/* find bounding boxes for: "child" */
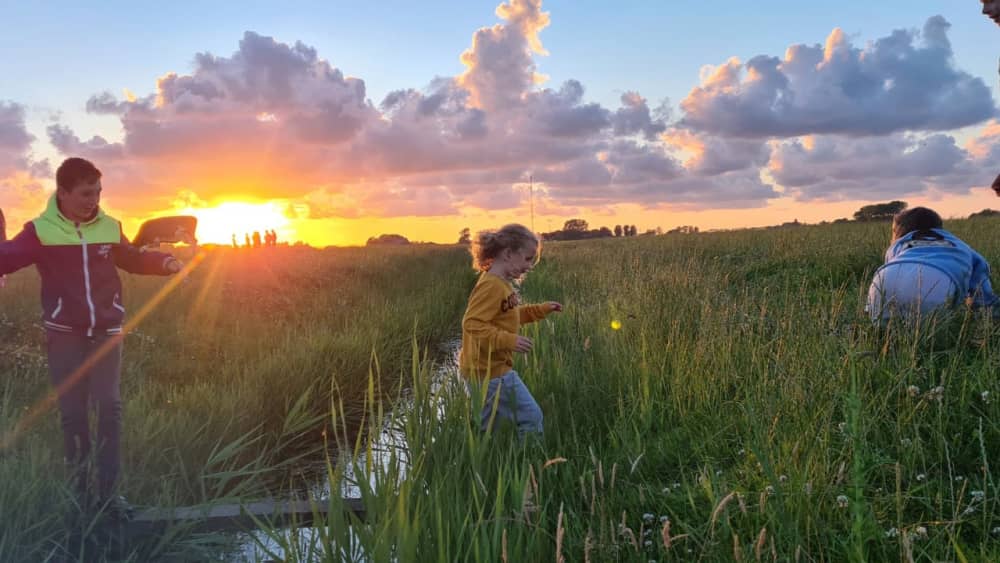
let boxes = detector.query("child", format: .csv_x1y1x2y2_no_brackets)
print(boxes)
867,207,997,322
459,224,562,436
0,157,184,517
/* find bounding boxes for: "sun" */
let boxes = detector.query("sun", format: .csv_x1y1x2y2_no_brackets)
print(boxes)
174,201,292,245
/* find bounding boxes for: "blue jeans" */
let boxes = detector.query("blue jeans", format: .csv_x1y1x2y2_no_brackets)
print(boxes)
46,331,123,499
473,371,543,436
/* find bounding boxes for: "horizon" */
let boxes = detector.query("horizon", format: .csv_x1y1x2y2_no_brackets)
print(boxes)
1,1,998,246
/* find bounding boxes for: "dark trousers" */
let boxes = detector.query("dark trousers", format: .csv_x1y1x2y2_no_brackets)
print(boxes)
46,330,123,498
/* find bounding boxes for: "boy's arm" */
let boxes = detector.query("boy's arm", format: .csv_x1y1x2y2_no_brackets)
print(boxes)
112,227,178,275
0,223,41,276
463,282,519,351
968,252,999,308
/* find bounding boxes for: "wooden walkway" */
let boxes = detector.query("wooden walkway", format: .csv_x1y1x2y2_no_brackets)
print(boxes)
124,498,367,537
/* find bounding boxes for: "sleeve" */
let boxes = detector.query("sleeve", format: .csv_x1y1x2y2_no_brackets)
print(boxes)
518,303,551,324
112,225,176,275
0,222,41,275
462,280,519,352
968,251,998,308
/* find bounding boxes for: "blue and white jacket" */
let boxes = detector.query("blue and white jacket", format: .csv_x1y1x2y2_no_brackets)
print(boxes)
878,228,998,308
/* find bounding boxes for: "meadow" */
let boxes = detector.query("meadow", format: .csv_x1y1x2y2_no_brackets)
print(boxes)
3,218,1000,561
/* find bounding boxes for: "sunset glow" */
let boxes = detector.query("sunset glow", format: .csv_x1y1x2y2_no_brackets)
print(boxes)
174,201,291,246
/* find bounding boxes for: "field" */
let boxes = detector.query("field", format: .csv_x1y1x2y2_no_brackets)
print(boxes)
3,219,1000,561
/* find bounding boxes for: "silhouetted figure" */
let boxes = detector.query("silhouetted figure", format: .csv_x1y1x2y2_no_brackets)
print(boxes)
231,233,237,248
252,231,262,249
992,172,1000,198
245,233,251,248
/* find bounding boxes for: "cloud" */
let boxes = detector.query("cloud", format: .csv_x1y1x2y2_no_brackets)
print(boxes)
681,16,996,138
770,120,1000,200
34,4,998,223
0,101,50,223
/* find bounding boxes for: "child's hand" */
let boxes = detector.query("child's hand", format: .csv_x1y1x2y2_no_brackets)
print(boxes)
547,301,563,313
514,335,534,353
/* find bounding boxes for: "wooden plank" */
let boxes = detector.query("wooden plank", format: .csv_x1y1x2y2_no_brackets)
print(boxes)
124,497,367,537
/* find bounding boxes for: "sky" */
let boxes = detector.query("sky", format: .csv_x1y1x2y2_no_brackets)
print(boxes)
1,1,999,246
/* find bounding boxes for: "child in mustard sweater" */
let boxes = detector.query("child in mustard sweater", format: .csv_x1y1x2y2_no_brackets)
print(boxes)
459,224,562,435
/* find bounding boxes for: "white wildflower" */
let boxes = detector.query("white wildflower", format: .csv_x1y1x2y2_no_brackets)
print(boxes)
884,527,898,538
836,495,849,508
916,473,926,482
907,385,920,397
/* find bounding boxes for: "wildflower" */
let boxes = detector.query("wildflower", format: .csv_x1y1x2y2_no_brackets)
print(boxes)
642,513,655,522
715,469,723,476
963,506,976,516
916,473,926,482
644,540,653,547
737,448,746,456
992,526,1000,536
914,526,928,539
779,474,788,483
927,386,945,402
610,320,622,330
900,438,912,447
981,391,990,403
673,482,681,489
765,485,775,496
837,422,847,433
954,476,964,482
836,495,849,508
907,385,920,397
971,490,985,501
885,527,898,538
659,515,669,523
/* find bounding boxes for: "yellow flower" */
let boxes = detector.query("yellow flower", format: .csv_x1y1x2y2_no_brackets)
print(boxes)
610,320,622,330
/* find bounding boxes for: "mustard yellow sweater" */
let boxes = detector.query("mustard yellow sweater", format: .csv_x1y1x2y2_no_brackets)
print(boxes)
459,272,552,379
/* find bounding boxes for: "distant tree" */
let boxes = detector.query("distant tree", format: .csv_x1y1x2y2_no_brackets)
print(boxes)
458,227,471,245
853,200,907,222
667,225,699,234
969,208,1000,219
598,226,613,237
630,225,638,236
614,225,622,237
564,218,589,232
833,217,851,224
366,234,410,246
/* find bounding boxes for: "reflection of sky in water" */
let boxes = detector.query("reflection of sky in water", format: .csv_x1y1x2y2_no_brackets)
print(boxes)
236,339,461,562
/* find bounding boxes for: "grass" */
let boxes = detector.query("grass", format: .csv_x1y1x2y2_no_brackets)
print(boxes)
4,217,1000,561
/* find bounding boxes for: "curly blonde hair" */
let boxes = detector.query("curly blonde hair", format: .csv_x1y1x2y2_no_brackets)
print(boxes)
470,223,539,272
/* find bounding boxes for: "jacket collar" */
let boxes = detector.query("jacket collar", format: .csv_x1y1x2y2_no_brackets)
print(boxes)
43,193,105,226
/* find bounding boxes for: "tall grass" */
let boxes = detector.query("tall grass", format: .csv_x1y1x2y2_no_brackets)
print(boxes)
6,217,1000,561
269,218,1000,561
0,244,469,561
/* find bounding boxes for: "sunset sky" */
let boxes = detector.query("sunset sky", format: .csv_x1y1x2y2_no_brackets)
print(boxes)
1,1,998,246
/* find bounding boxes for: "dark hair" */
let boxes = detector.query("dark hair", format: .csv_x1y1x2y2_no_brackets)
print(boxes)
470,223,539,272
893,207,943,240
56,157,102,192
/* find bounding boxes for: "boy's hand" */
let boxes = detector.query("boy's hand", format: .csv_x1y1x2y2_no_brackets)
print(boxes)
165,257,184,274
547,301,563,313
514,335,534,353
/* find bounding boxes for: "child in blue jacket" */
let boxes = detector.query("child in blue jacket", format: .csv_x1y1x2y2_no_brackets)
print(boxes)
867,207,997,321
0,158,184,517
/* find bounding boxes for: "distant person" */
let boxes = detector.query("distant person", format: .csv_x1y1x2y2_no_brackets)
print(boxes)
252,230,262,249
231,233,238,248
867,207,997,322
0,157,184,518
270,229,278,246
244,233,251,248
459,224,562,437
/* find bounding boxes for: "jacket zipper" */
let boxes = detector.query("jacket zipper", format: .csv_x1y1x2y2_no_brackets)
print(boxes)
76,224,97,337
51,297,63,319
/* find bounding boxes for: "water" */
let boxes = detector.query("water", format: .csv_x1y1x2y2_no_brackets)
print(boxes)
234,338,462,562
